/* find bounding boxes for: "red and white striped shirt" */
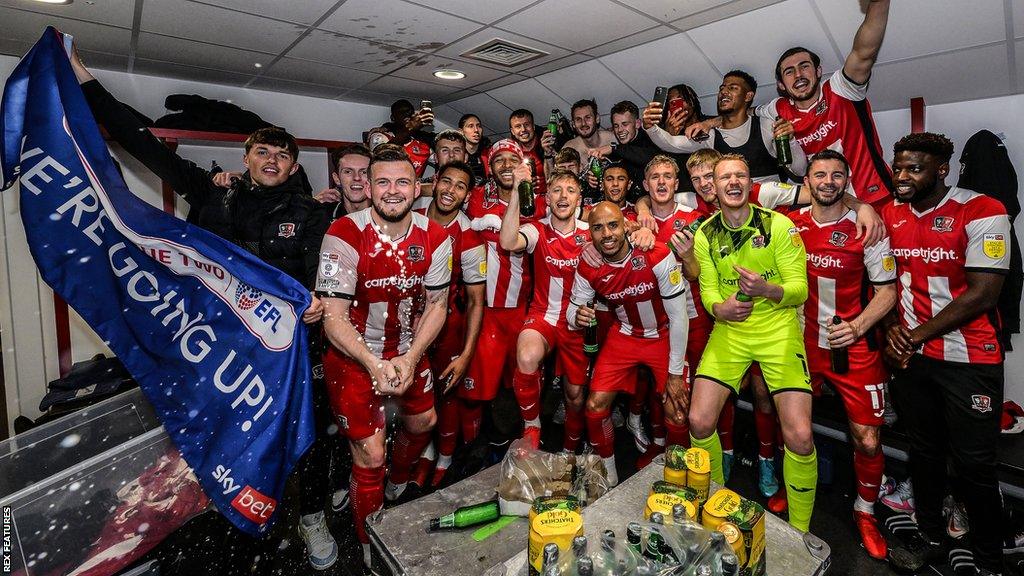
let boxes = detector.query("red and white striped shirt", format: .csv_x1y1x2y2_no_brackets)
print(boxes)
652,202,710,329
883,187,1010,364
520,218,590,327
791,207,896,351
570,243,684,339
465,183,547,308
676,181,799,214
316,209,452,359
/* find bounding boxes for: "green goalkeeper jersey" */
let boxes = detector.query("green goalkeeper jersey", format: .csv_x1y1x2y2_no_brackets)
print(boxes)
693,204,808,327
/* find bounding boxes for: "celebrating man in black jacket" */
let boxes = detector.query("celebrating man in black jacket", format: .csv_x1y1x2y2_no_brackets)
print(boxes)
68,45,341,570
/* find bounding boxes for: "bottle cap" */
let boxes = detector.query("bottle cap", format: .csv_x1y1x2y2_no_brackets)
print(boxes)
428,518,440,531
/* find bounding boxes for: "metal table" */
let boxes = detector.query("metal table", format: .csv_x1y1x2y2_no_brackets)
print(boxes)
368,456,831,575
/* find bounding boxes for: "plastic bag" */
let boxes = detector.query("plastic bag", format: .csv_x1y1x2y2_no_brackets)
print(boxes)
496,439,610,516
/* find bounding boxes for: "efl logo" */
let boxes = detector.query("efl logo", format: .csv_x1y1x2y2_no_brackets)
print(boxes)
235,281,283,332
231,485,277,524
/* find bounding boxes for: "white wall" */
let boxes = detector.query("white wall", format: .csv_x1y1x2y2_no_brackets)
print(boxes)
0,54,390,431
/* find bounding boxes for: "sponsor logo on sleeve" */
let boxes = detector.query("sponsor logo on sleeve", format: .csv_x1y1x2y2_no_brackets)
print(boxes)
447,253,453,271
788,227,803,248
669,268,682,286
478,261,487,275
882,254,896,272
319,252,340,278
983,233,1006,259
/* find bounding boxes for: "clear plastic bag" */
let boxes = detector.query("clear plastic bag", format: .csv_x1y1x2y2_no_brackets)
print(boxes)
496,439,611,517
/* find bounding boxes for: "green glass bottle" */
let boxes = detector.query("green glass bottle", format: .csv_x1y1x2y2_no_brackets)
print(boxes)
428,500,500,531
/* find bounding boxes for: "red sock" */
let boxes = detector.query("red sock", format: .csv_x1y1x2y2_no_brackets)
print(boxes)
649,393,665,443
512,368,542,424
351,464,385,544
718,399,735,451
754,408,777,459
461,399,482,443
389,428,432,485
586,408,615,458
665,420,690,447
775,421,784,457
564,403,585,452
629,375,646,415
437,395,459,458
854,449,885,503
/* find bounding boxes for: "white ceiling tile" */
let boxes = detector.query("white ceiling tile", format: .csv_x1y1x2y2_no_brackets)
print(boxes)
497,0,659,52
517,53,591,76
260,58,381,88
132,59,256,88
360,75,465,100
865,44,1010,112
249,77,346,99
815,0,1006,65
1016,0,1024,38
0,7,131,56
686,0,842,81
468,74,528,92
616,0,732,23
136,33,274,74
142,0,307,53
0,0,135,28
407,0,538,24
444,93,514,136
671,0,785,30
319,0,480,51
599,32,724,101
288,30,419,73
340,89,402,106
390,55,511,87
1016,39,1024,90
488,78,569,116
534,60,643,114
435,28,571,73
196,0,337,25
583,25,675,58
431,103,465,129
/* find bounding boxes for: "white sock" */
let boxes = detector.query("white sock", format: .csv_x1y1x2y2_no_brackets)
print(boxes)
362,543,372,567
628,413,643,428
723,449,734,456
854,495,874,514
436,454,452,469
524,417,541,428
420,441,436,460
653,437,666,447
384,480,406,501
602,456,619,487
301,511,323,526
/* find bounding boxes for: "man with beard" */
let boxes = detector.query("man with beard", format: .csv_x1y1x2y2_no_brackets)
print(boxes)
462,139,548,452
459,114,490,186
688,154,817,532
505,109,547,195
645,70,807,181
315,144,371,221
413,161,486,487
568,202,690,486
69,48,337,569
883,133,1009,576
790,150,896,559
318,148,451,569
420,129,469,197
500,169,590,451
587,101,662,201
759,0,893,209
560,99,616,162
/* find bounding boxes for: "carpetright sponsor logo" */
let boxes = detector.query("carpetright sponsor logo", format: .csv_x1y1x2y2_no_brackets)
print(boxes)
365,275,423,289
807,253,843,269
891,247,957,264
606,281,655,301
797,120,838,147
545,255,579,269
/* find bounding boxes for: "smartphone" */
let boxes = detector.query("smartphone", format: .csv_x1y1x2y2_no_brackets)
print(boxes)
668,97,686,114
420,99,433,123
652,86,668,109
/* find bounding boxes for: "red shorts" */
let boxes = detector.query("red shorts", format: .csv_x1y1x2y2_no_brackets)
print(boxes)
591,329,669,395
807,343,888,426
521,314,588,386
324,353,434,441
430,311,466,383
460,306,525,401
595,309,615,347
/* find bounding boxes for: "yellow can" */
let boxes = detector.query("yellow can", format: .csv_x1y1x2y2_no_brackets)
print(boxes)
702,489,766,576
664,444,689,486
528,499,583,576
683,447,711,504
717,521,747,566
643,492,696,523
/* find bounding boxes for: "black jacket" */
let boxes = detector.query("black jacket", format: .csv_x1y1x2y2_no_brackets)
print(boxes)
81,80,327,289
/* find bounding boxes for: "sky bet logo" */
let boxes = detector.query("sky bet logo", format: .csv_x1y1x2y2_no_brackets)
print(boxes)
234,282,282,332
214,465,277,524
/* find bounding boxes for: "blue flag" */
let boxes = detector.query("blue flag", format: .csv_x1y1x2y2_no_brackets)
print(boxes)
0,28,315,536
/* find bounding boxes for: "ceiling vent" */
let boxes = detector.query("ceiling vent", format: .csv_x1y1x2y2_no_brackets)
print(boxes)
461,38,548,67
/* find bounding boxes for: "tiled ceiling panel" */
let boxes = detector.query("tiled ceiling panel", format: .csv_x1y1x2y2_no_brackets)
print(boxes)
135,33,274,74
0,0,136,28
583,25,675,58
445,93,514,135
815,0,1006,65
360,75,465,100
434,29,571,73
598,32,724,100
249,76,345,99
390,54,512,87
616,0,733,23
534,60,643,111
195,0,337,25
319,0,480,52
497,0,659,52
259,57,380,89
488,78,569,117
132,59,255,88
671,0,785,31
687,0,843,82
0,7,131,56
288,29,418,74
408,0,540,25
141,0,306,54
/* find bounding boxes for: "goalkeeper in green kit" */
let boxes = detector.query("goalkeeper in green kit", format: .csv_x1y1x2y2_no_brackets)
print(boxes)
686,154,817,532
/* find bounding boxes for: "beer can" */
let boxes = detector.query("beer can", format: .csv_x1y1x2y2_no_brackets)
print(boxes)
664,444,688,486
717,522,747,566
684,447,711,505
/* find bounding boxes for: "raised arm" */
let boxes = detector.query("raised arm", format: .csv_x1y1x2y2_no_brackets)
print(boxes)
843,0,891,85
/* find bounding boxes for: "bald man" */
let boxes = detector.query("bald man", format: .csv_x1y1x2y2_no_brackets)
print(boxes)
567,202,690,484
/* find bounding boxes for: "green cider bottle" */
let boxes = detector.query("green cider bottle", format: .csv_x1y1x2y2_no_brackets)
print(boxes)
428,500,501,531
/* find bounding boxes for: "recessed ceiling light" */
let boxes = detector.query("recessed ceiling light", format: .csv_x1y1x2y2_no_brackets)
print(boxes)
433,68,465,81
254,63,262,68
32,0,73,4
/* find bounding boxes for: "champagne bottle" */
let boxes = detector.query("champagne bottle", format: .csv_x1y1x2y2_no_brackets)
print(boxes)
774,133,793,166
830,315,849,374
548,110,560,136
721,553,739,576
428,500,500,530
583,302,599,358
519,160,535,218
626,522,643,556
